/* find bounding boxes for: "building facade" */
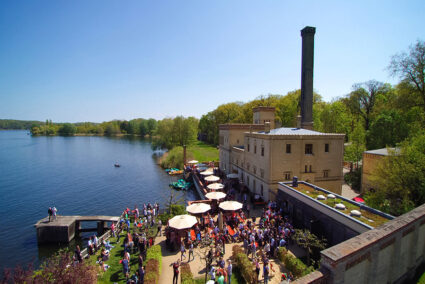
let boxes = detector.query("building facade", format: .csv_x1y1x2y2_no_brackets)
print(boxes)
361,148,397,194
219,107,345,201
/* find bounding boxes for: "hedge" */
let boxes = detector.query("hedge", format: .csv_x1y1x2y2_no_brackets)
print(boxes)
144,245,162,284
278,247,314,279
231,245,255,283
180,263,195,284
145,259,159,284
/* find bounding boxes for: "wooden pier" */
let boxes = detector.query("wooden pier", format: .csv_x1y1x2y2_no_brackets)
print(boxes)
35,215,119,244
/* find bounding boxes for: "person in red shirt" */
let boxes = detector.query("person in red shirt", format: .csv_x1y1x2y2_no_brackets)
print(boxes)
172,260,180,284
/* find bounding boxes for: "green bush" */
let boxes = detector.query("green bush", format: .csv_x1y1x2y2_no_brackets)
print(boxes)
181,263,195,284
278,247,288,262
170,204,186,215
231,245,255,283
160,146,184,169
280,251,314,279
158,213,172,224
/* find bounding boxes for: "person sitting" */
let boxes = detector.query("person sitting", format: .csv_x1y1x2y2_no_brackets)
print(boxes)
101,248,109,261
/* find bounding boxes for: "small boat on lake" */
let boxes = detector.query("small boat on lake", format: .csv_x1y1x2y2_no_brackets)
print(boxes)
169,179,192,190
114,163,120,167
168,169,183,175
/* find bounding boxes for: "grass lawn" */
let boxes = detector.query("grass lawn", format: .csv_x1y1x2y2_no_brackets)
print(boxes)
86,224,159,283
187,141,219,163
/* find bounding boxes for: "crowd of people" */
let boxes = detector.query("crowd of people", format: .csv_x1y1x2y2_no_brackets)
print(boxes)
69,166,298,284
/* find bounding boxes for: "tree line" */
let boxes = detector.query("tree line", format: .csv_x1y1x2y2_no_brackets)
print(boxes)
29,118,158,137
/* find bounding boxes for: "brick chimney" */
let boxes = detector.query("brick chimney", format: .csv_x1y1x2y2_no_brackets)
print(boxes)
300,26,315,130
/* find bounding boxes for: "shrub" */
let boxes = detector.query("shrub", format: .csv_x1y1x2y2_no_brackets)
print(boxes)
145,259,159,284
145,245,162,272
143,245,162,284
278,247,288,262
281,252,314,279
231,245,255,283
181,263,195,284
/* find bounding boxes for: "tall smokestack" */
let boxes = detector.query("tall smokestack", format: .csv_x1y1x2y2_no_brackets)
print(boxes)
300,26,315,130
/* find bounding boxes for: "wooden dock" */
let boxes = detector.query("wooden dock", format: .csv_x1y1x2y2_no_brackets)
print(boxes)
35,215,119,244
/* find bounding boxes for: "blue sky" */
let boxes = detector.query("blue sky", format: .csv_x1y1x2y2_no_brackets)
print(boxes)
1,1,424,122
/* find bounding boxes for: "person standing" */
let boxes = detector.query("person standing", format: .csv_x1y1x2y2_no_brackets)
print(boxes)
180,242,186,261
263,260,270,284
74,245,83,263
227,260,233,284
188,241,194,262
255,258,260,283
48,207,52,222
172,260,180,284
138,265,145,284
122,256,130,281
157,219,162,236
52,206,57,221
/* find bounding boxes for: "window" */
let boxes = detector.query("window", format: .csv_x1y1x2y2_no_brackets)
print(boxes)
309,165,312,173
260,169,264,178
305,144,313,154
286,144,291,154
284,172,291,180
247,176,250,186
261,185,264,196
305,165,308,173
325,143,329,153
261,146,264,156
253,180,256,192
247,143,250,152
253,167,256,174
323,170,329,178
237,139,239,144
254,145,257,154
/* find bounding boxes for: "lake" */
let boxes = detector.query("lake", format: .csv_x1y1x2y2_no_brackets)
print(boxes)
0,130,197,272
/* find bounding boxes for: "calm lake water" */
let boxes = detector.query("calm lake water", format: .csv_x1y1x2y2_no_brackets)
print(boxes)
0,130,196,272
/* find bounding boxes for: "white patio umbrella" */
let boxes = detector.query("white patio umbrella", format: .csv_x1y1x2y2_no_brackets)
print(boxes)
168,214,198,230
207,183,224,191
219,201,243,211
186,203,211,214
187,160,199,164
205,191,227,200
200,171,214,176
226,173,239,179
205,175,220,182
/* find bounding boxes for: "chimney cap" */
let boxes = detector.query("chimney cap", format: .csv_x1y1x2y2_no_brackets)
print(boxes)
301,26,316,36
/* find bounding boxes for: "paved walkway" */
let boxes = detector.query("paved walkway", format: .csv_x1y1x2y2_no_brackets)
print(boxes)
156,218,303,284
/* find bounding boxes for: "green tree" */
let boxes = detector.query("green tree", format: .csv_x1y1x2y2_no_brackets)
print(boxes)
58,123,77,136
319,100,351,135
104,122,121,136
365,132,425,216
389,40,425,113
146,118,158,136
367,109,409,149
344,122,366,171
292,229,326,266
